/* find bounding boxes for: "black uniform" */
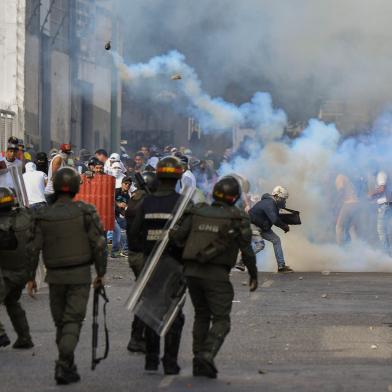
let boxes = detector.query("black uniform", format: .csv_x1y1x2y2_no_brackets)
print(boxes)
129,183,185,373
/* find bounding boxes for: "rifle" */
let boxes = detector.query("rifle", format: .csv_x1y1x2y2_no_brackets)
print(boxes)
91,285,109,370
134,172,151,194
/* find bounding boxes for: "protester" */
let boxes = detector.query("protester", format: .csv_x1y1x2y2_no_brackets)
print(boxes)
23,162,47,210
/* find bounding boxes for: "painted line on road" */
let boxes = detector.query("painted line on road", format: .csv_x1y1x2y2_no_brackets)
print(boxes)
261,280,274,288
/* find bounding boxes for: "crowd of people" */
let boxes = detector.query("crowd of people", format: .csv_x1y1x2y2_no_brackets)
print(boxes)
2,134,392,385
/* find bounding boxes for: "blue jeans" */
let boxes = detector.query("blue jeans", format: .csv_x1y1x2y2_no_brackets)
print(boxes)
377,204,392,254
261,229,285,268
112,217,127,253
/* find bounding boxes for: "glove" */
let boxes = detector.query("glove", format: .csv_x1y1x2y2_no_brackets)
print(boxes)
249,278,258,292
282,224,290,233
93,276,105,289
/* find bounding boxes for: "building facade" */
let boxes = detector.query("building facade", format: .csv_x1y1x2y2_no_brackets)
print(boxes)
0,0,121,154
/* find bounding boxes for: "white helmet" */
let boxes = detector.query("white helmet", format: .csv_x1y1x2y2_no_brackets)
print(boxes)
272,185,289,199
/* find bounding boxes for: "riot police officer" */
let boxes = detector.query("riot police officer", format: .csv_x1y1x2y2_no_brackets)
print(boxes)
30,168,107,385
125,171,158,353
170,176,258,378
0,187,35,349
129,157,185,374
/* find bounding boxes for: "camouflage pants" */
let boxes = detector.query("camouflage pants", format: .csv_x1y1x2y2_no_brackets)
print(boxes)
186,277,234,359
49,284,90,366
0,271,31,340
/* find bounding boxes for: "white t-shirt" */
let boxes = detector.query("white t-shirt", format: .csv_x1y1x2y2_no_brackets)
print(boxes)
23,168,47,204
0,157,23,188
45,154,66,195
376,171,388,204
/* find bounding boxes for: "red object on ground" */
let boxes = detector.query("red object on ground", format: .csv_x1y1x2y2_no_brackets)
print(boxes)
74,173,115,231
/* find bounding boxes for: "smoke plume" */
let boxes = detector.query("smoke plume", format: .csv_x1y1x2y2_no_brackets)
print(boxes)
116,0,392,120
112,1,392,272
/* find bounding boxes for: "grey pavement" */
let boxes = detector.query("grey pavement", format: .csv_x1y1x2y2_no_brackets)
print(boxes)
1,260,392,392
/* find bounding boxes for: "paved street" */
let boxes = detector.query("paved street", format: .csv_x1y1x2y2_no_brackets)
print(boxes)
1,260,392,392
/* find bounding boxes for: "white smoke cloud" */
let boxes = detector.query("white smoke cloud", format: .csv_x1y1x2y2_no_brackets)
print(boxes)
110,2,392,272
113,50,286,138
116,0,392,120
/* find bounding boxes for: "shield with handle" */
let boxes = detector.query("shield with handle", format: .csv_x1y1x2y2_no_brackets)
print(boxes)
125,186,194,336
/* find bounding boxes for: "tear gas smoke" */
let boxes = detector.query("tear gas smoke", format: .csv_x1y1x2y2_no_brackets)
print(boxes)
112,50,286,141
113,51,392,273
116,0,392,121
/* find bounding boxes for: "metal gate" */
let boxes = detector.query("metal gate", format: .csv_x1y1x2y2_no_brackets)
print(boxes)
0,110,15,152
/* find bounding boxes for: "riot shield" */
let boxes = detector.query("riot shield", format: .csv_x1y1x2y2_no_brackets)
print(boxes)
0,165,29,207
125,186,195,336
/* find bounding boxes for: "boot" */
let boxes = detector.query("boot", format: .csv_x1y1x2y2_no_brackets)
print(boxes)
145,355,159,372
193,355,217,379
127,336,146,353
12,336,34,349
0,334,11,348
162,356,181,375
55,362,81,385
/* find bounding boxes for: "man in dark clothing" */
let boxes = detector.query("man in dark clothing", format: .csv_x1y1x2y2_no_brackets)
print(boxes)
0,187,35,349
129,157,185,375
112,177,131,257
125,172,158,353
249,185,293,272
30,168,107,385
170,176,258,378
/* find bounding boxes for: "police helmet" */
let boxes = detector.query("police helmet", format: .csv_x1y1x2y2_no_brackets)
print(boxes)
142,171,159,192
53,168,81,196
156,157,183,180
0,187,16,211
213,176,241,205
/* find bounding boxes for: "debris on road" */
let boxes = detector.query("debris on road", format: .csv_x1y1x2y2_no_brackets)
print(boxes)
371,344,378,350
258,369,267,374
298,276,304,280
321,271,330,275
321,294,328,298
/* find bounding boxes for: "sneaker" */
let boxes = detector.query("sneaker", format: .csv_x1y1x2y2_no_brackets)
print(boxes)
55,363,81,385
120,251,129,257
162,357,180,375
127,337,146,353
0,334,11,348
110,251,121,258
193,355,217,379
12,337,34,349
278,265,294,273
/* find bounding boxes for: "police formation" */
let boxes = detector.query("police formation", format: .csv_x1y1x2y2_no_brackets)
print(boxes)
0,157,264,384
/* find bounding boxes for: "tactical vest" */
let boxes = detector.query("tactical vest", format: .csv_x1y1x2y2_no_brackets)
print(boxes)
0,210,32,271
141,191,181,256
182,204,243,268
37,201,92,269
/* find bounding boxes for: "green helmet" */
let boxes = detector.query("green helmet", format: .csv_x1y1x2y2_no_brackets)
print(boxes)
53,168,81,196
213,176,241,205
0,187,16,211
156,157,184,179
